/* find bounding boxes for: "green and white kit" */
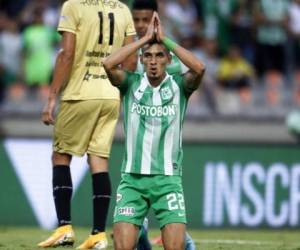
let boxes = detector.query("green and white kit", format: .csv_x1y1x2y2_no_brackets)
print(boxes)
114,71,195,227
119,72,191,176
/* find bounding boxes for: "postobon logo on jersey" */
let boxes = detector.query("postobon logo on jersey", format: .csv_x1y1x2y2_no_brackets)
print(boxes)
131,103,177,117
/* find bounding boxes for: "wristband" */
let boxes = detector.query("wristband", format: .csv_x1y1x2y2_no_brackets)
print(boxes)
162,37,178,51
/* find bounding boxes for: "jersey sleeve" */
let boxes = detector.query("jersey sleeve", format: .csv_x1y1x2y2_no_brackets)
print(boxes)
172,73,193,99
118,71,139,95
57,1,79,34
123,5,136,37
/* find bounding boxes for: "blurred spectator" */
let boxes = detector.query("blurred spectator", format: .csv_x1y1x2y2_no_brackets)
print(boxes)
0,0,298,120
165,0,201,40
157,0,177,40
19,0,60,29
216,45,254,114
263,70,285,107
0,67,4,104
43,0,60,28
22,8,59,99
201,0,238,55
218,45,254,90
195,38,220,114
0,12,7,104
230,0,255,63
288,0,300,72
0,14,23,102
252,70,290,118
292,71,300,106
179,35,203,116
0,0,28,18
253,0,289,77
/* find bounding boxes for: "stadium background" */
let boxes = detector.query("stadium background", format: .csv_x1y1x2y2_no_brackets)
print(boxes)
1,0,300,237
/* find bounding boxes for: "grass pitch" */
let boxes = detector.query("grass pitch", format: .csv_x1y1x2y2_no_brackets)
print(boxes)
0,227,299,250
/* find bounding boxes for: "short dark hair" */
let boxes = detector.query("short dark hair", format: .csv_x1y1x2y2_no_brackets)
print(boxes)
142,41,171,57
132,0,158,11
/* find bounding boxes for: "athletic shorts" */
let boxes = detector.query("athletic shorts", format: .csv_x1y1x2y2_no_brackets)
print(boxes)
53,99,119,157
113,174,187,228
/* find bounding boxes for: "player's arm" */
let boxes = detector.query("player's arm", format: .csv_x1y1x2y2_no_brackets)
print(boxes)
155,14,205,92
121,35,138,71
103,36,149,86
41,32,75,125
103,14,156,86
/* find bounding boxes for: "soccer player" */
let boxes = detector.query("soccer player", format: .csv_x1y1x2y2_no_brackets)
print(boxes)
132,1,196,249
103,13,205,250
39,0,136,249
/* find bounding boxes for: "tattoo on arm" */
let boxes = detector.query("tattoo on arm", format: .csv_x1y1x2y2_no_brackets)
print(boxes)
184,70,204,93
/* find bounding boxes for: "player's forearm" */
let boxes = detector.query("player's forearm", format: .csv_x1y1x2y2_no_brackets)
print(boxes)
121,35,138,71
49,49,74,99
122,52,138,72
103,36,148,71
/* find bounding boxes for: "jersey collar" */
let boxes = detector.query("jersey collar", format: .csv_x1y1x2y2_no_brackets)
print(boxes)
144,72,170,91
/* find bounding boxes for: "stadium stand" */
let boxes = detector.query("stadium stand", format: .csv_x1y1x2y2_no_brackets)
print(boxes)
0,0,299,143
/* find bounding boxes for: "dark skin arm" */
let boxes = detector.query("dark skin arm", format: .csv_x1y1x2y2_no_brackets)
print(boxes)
121,35,138,71
155,14,205,92
41,31,76,125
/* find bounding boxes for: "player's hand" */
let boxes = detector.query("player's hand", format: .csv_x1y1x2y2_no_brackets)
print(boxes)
154,13,165,42
41,98,56,125
144,12,156,42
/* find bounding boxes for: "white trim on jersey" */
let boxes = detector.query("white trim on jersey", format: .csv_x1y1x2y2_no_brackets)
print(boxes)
171,78,181,166
125,104,136,173
133,73,148,100
140,73,170,174
141,88,161,174
163,77,180,175
125,74,148,172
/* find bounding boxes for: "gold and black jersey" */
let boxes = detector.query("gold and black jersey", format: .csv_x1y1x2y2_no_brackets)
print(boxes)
58,0,136,100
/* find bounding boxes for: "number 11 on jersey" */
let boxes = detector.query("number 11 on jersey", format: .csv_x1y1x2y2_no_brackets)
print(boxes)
98,12,115,45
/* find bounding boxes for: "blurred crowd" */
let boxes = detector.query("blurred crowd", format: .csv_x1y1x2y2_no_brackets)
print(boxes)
1,0,300,119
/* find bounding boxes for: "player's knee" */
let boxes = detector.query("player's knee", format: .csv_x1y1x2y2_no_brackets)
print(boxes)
88,155,109,173
113,222,138,250
52,152,71,166
113,238,136,250
163,239,185,250
113,229,137,250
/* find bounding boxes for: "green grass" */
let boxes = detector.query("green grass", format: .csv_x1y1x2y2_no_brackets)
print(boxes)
0,227,300,250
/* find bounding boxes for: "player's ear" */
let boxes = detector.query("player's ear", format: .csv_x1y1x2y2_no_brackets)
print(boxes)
168,54,172,64
162,44,171,64
166,52,172,64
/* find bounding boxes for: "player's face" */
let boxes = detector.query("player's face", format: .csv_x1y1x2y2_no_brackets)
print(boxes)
142,44,171,81
132,9,154,38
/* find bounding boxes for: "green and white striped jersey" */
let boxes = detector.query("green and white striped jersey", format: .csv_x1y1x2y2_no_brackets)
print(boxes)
118,71,192,176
